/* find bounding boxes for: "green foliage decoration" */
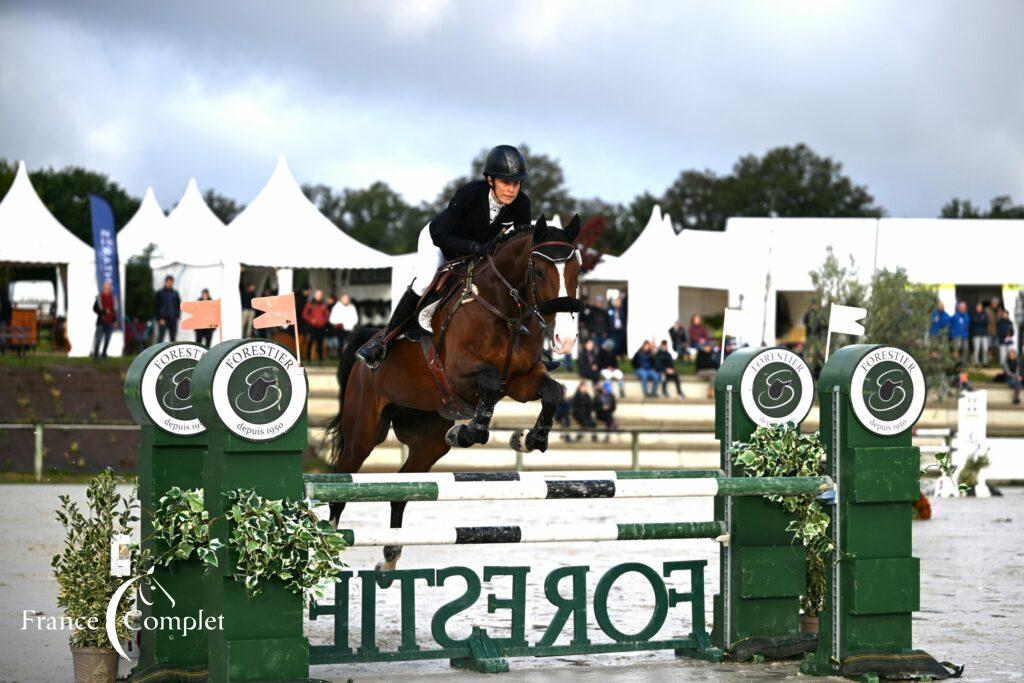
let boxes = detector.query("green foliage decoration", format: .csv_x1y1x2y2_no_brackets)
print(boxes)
51,469,141,648
731,424,833,615
150,487,223,567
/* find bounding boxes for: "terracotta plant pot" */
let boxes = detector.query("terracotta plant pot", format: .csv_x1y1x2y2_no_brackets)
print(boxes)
800,613,819,635
70,646,119,683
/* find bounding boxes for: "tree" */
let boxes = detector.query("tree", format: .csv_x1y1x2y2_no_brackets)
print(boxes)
203,189,245,224
662,170,733,231
597,192,658,255
941,195,1024,218
0,158,140,244
304,181,428,255
805,247,868,373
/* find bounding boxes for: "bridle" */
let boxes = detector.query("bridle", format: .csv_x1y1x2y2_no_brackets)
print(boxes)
469,230,582,386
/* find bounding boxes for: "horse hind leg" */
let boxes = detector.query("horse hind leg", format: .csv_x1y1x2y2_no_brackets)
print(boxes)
376,409,453,574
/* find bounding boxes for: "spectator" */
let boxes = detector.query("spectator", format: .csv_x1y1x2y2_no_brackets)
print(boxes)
929,301,951,339
695,338,719,399
654,339,684,398
584,295,609,349
594,381,619,437
154,275,181,342
91,280,118,361
570,381,597,438
554,389,572,439
1005,348,1021,405
997,309,1016,373
241,282,257,338
597,338,625,398
970,302,990,366
329,293,360,358
987,297,1001,356
949,302,970,367
631,340,660,398
688,314,710,357
1016,290,1024,359
302,289,330,361
296,285,312,338
194,289,215,348
609,296,627,354
576,338,600,383
668,320,688,357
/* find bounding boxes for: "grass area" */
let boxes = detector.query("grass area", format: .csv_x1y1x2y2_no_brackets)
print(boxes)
0,352,134,369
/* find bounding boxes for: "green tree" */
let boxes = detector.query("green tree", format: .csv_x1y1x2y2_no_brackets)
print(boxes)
941,195,1024,218
203,189,245,224
806,247,868,373
595,192,658,255
0,158,140,244
304,181,428,255
662,170,734,231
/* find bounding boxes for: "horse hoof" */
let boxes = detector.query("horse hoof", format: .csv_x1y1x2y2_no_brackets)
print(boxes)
509,429,527,453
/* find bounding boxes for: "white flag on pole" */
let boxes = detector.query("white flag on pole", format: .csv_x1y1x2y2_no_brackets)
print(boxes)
825,303,867,359
720,308,747,364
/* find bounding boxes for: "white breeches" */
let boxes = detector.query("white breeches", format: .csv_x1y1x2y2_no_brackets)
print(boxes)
410,224,445,296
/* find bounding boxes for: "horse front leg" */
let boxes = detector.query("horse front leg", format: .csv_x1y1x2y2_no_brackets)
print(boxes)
508,373,563,454
445,366,502,448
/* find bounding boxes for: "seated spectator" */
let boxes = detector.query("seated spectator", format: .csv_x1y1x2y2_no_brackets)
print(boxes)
577,338,600,382
654,339,684,398
668,321,688,357
570,381,597,439
594,381,619,438
598,338,625,398
695,339,719,398
631,340,660,398
996,310,1015,373
554,389,572,440
1006,349,1022,405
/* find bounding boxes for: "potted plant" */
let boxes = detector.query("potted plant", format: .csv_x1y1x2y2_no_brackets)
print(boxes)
52,469,139,683
731,423,833,632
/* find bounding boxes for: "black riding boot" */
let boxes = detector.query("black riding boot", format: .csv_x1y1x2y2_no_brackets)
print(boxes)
356,289,424,369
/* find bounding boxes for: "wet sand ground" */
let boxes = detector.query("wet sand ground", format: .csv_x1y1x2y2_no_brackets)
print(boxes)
0,484,1020,682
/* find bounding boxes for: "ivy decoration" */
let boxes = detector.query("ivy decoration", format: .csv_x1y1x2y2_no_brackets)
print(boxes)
731,423,834,616
151,487,222,567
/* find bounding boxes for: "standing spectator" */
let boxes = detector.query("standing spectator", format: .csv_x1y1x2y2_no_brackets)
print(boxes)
929,301,951,339
1016,291,1024,360
597,338,625,398
1005,349,1021,405
240,282,257,338
302,289,330,361
668,321,688,357
987,297,1001,356
329,293,360,357
570,381,597,439
194,289,215,349
576,338,600,383
295,285,312,340
594,381,619,438
154,275,181,342
970,302,990,366
609,296,627,354
688,314,710,358
949,302,970,367
996,310,1016,373
584,295,609,349
654,339,684,398
631,340,660,398
91,280,118,360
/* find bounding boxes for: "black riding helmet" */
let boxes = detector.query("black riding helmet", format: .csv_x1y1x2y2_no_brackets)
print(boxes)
483,145,528,182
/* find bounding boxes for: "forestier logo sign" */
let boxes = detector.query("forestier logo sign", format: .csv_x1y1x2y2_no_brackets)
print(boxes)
739,348,814,427
141,343,206,434
211,341,306,441
850,346,925,435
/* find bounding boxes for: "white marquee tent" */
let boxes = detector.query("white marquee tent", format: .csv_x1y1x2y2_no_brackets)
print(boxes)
224,155,393,337
0,161,96,356
117,187,166,261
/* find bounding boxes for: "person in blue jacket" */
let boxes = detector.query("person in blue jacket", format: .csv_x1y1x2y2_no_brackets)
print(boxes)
929,301,951,339
949,301,971,366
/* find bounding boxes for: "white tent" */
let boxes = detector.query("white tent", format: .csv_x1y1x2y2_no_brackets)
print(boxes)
224,155,393,337
117,187,166,261
0,161,96,356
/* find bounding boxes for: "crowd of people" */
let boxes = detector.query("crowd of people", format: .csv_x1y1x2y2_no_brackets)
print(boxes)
930,298,1023,404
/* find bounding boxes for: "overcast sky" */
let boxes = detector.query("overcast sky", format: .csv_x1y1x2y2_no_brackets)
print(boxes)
1,0,1021,217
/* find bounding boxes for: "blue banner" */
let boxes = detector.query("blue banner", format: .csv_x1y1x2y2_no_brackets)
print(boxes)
88,193,122,325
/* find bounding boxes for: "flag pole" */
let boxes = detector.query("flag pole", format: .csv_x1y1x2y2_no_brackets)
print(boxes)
824,331,832,362
292,292,301,365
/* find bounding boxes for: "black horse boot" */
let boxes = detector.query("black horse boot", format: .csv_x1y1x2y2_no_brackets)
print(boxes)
356,289,424,369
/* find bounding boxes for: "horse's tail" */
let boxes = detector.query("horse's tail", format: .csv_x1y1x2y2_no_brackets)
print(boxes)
323,327,380,467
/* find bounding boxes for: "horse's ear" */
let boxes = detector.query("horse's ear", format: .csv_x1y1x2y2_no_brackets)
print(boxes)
533,214,547,241
566,214,581,242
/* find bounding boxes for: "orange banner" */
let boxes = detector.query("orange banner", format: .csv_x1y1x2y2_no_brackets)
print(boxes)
252,293,297,329
180,299,222,330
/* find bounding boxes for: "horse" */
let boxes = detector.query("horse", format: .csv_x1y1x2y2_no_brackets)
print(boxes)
325,215,583,571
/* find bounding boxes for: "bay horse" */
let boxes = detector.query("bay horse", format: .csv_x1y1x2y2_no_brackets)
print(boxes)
325,215,582,571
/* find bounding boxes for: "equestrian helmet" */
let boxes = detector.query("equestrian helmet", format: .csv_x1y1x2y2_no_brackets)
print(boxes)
483,145,528,182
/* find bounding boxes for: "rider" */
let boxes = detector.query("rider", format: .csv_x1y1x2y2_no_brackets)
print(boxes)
356,145,531,368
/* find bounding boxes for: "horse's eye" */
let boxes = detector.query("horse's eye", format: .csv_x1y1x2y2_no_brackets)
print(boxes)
535,268,546,280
